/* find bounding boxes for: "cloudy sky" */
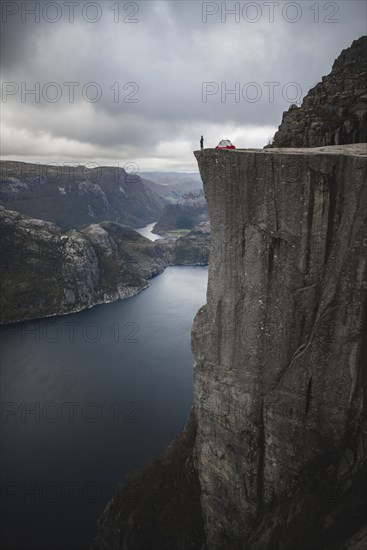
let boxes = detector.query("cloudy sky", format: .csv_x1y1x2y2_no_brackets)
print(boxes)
0,0,365,170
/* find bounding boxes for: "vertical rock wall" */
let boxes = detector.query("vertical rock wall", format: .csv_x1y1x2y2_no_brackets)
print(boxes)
193,145,367,550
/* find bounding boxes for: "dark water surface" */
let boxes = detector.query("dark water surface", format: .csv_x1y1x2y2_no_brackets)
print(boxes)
0,266,208,550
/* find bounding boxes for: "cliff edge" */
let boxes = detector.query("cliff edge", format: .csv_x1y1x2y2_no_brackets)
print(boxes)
193,144,367,549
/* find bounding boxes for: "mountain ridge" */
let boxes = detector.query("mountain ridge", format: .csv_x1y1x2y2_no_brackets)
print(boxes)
0,161,167,231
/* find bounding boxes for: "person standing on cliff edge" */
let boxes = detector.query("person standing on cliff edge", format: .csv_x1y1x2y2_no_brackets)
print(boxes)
200,135,204,150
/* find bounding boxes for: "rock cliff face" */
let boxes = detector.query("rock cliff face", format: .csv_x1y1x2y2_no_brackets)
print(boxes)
0,207,168,324
0,161,166,231
93,143,366,550
193,145,367,549
270,36,367,148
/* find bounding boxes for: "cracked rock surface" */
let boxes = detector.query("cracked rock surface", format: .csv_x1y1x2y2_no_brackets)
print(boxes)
193,145,367,550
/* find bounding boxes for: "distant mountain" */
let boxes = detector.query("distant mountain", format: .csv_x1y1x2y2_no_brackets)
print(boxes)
0,161,167,231
141,172,203,203
141,172,202,185
153,189,208,235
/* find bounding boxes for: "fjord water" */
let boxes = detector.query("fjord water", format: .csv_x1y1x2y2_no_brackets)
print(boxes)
0,265,208,550
135,222,161,241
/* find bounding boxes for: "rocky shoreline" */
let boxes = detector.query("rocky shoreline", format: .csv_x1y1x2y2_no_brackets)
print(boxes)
0,284,149,326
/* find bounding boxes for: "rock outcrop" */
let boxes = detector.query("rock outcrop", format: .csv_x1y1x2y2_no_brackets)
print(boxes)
192,145,367,549
0,207,168,324
0,161,167,231
153,190,208,235
270,36,367,148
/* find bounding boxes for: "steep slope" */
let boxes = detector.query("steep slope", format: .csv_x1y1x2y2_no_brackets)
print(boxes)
0,207,168,324
0,161,167,231
153,190,208,235
193,145,367,550
270,36,367,148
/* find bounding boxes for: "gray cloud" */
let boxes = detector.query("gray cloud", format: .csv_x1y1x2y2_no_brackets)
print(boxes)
1,0,366,170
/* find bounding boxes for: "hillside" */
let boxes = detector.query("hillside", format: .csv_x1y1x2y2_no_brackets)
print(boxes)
0,207,210,325
0,206,168,324
0,161,167,231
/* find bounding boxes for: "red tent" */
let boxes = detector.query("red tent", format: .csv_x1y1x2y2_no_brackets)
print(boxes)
215,139,236,149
